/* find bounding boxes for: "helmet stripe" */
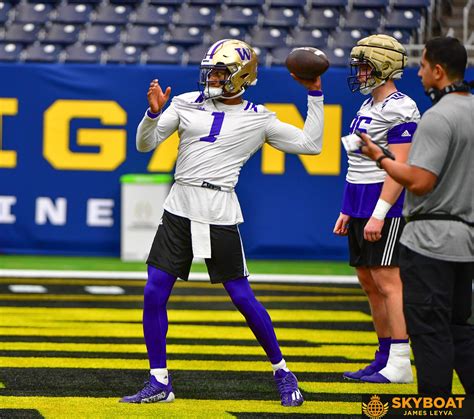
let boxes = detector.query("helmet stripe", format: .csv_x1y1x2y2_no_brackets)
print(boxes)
207,40,228,59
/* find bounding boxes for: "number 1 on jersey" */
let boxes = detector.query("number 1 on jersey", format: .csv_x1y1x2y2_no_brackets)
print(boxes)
200,112,225,143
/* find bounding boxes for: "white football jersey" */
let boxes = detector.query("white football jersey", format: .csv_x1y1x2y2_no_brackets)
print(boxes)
137,91,324,224
346,92,420,184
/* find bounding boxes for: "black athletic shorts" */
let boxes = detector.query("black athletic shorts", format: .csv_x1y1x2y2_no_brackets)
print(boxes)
348,216,405,267
147,210,248,283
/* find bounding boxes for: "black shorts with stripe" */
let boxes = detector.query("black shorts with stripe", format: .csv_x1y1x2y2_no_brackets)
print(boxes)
147,210,248,283
348,217,405,267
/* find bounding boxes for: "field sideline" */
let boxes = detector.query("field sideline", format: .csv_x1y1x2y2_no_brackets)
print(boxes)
0,256,468,418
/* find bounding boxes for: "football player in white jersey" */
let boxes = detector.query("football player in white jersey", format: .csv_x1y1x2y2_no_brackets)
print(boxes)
120,39,324,406
333,34,420,383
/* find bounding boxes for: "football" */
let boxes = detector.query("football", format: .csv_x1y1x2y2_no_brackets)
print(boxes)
285,47,330,80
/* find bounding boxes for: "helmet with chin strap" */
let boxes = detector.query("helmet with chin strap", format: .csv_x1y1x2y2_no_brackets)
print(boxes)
199,39,258,99
348,34,407,95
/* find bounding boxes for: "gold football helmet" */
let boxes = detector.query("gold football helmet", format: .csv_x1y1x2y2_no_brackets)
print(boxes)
348,34,407,95
199,39,258,99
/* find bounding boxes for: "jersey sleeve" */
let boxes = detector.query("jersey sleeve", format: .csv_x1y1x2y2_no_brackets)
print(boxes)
136,100,180,152
408,110,451,176
384,97,421,145
264,92,324,155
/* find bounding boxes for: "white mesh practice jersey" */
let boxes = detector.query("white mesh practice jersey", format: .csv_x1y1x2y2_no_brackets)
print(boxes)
346,92,420,184
137,91,324,224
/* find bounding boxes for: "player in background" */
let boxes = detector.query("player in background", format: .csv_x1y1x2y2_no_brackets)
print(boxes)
333,34,420,383
120,39,325,406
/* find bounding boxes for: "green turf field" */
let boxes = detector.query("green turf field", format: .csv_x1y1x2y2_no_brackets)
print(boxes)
0,255,354,275
0,257,469,418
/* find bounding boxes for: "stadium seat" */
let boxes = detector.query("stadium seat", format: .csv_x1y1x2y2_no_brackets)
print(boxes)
188,0,224,5
94,4,133,25
209,26,248,42
106,44,142,63
64,43,103,62
324,47,350,66
385,29,411,44
67,0,101,5
303,8,339,30
24,43,62,62
168,26,205,46
268,0,306,9
110,0,141,5
2,23,42,44
251,27,288,49
224,0,264,7
311,0,347,7
14,3,53,24
270,46,292,65
177,6,217,26
263,8,300,28
0,2,12,23
44,24,81,45
186,43,209,64
392,0,429,9
253,46,269,66
148,0,182,6
125,25,164,47
134,5,175,26
291,28,329,48
331,29,369,49
351,0,388,8
53,3,93,24
219,7,259,27
0,42,22,61
342,9,381,31
83,24,122,45
383,9,421,30
146,44,184,64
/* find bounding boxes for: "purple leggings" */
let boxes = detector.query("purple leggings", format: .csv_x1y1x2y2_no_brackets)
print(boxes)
143,265,283,368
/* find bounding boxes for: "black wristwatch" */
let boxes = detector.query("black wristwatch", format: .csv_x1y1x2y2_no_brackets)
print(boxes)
376,155,390,168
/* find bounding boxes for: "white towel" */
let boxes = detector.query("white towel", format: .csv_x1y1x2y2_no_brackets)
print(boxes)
190,221,211,259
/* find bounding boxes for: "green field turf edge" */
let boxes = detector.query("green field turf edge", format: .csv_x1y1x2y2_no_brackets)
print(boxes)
0,255,355,275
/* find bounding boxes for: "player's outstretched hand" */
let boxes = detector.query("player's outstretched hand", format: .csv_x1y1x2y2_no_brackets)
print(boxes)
333,213,350,236
147,79,171,114
290,74,322,91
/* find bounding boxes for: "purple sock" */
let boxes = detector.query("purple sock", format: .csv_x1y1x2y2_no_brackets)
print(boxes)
391,338,409,344
224,277,283,364
378,337,391,355
375,337,391,368
143,265,176,369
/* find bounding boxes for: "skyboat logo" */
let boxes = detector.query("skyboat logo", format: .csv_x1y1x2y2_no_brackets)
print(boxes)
362,395,474,417
362,395,389,418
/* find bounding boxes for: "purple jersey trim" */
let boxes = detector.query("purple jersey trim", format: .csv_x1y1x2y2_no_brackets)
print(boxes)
387,122,417,144
308,90,323,97
147,109,160,119
341,181,405,218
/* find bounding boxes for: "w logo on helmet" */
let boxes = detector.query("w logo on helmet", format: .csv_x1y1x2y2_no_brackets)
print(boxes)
235,48,251,61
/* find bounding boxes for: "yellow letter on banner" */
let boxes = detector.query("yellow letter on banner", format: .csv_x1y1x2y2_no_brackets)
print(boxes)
262,103,342,175
44,100,126,171
0,98,18,168
147,132,179,172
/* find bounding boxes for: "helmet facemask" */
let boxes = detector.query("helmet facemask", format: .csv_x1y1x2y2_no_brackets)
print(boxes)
199,65,233,99
348,57,385,95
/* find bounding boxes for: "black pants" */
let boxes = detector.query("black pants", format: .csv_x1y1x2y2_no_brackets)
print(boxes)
400,244,474,394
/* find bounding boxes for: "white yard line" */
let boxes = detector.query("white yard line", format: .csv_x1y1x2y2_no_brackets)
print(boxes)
0,269,359,284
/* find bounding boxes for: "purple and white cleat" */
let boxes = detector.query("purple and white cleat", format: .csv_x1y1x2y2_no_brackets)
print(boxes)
120,375,175,403
274,369,304,407
343,350,388,381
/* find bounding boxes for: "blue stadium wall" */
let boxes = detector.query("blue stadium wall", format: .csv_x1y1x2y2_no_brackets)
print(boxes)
1,64,472,260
